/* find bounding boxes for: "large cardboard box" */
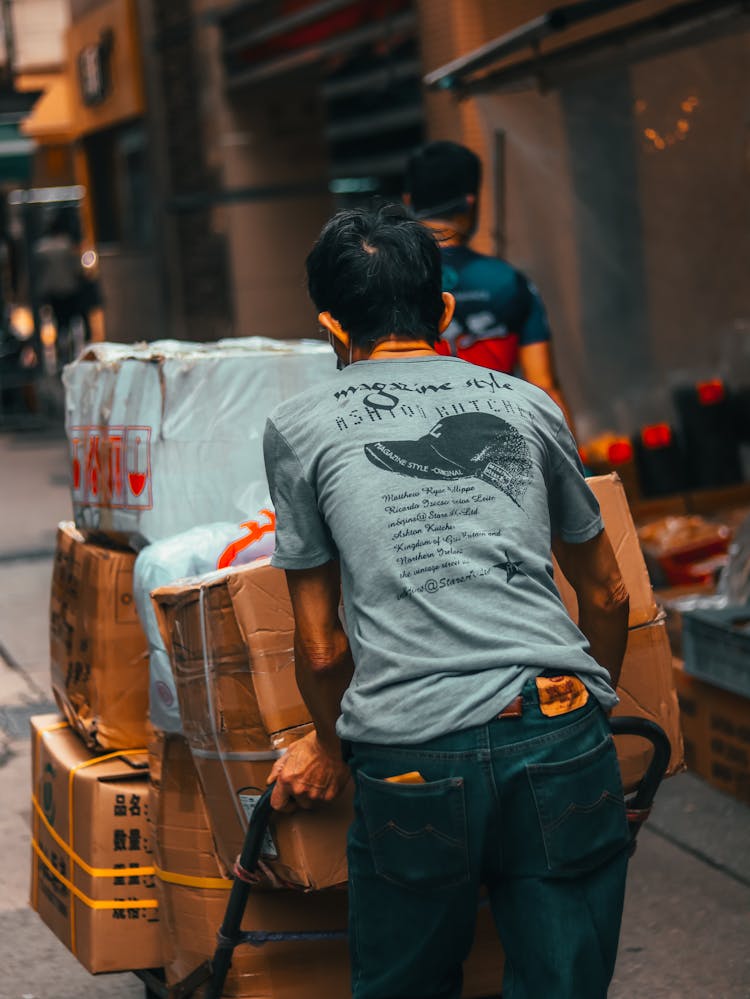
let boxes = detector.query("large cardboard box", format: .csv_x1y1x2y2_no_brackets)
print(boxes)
553,474,658,629
613,620,683,790
152,568,351,889
672,660,750,804
30,714,161,974
227,562,311,734
134,516,276,735
150,732,350,997
152,560,308,753
151,566,272,758
63,339,335,547
149,733,503,997
192,730,352,891
553,475,683,788
50,522,150,751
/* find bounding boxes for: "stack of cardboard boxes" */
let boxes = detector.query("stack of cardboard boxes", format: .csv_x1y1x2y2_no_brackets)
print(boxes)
149,556,506,996
32,522,161,974
30,338,684,994
151,560,351,888
149,735,352,998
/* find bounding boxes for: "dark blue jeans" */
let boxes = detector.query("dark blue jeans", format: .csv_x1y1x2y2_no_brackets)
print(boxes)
346,680,630,999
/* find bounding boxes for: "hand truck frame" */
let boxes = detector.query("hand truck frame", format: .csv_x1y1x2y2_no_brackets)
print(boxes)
135,715,671,999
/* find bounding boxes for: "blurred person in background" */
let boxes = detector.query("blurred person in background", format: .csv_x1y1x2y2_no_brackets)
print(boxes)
405,141,576,434
33,210,88,366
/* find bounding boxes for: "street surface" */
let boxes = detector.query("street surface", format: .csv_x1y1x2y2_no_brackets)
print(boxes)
0,423,748,998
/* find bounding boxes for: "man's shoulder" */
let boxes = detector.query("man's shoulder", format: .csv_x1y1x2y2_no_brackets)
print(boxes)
268,378,337,436
507,375,565,427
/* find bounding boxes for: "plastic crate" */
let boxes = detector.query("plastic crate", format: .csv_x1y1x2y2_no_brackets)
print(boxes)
682,606,750,698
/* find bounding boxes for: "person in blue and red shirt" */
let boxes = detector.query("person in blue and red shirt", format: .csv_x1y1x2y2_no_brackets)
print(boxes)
405,141,576,433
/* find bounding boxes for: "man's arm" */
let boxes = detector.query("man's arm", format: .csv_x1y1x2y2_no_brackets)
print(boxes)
519,341,576,437
553,529,629,689
268,560,353,812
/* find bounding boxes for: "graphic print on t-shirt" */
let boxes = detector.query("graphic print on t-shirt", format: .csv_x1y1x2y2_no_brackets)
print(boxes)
364,412,532,508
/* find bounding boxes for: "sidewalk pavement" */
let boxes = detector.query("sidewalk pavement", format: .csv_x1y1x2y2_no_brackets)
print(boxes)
0,426,749,999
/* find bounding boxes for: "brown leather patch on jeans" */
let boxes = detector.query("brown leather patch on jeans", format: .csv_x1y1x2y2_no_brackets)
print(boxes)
497,694,524,719
535,675,589,717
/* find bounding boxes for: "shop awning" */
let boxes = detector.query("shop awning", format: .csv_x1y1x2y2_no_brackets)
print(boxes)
424,0,749,96
21,75,74,142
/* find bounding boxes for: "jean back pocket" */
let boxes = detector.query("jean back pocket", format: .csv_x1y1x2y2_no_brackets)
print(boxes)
357,771,470,891
527,735,630,877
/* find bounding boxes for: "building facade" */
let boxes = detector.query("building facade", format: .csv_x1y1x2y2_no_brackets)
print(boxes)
24,0,163,342
20,0,750,437
419,0,750,433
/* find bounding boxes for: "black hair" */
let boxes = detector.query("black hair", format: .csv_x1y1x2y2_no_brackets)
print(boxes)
404,141,481,218
306,203,445,346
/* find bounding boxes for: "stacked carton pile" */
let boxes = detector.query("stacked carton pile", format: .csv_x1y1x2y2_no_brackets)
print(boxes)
32,523,161,973
49,522,151,751
30,714,161,974
31,337,684,995
30,339,345,985
149,734,352,997
151,559,351,887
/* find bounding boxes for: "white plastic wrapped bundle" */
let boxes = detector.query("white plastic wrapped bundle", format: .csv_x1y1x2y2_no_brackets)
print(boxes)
63,337,335,547
133,512,275,732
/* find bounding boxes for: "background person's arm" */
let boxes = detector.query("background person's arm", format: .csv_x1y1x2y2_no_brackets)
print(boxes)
519,340,577,438
553,529,629,689
268,560,353,812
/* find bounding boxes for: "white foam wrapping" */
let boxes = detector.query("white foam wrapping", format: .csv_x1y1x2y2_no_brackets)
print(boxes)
63,337,335,546
133,518,276,733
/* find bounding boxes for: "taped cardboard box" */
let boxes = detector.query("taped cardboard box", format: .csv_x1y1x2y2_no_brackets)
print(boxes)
553,475,683,788
553,474,658,629
149,733,224,881
193,726,352,891
672,660,750,805
612,619,683,790
227,561,311,734
30,714,161,974
134,514,275,734
151,570,350,888
63,338,335,547
150,732,350,997
151,567,271,758
50,522,150,751
149,732,503,997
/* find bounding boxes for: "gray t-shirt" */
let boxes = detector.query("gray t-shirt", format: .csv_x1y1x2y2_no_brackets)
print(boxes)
263,355,617,745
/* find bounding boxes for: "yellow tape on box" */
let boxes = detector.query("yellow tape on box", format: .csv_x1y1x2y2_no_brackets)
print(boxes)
30,715,162,974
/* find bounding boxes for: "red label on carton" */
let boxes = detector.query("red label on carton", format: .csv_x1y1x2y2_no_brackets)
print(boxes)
71,426,153,510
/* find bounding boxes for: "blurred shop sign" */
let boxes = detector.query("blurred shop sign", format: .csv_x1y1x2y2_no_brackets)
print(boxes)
78,29,113,107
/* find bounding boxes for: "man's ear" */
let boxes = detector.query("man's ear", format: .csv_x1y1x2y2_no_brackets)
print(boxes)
318,312,350,348
439,293,456,333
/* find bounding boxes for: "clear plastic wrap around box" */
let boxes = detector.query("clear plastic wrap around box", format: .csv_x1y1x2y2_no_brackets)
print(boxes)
62,337,335,548
133,513,275,733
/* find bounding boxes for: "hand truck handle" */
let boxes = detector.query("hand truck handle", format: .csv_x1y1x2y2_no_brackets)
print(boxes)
236,782,276,878
609,716,671,844
203,783,277,999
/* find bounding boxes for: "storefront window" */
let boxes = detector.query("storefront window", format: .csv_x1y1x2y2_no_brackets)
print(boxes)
85,121,152,248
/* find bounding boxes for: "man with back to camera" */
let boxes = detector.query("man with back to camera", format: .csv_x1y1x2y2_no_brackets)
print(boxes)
404,141,576,434
263,204,631,999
